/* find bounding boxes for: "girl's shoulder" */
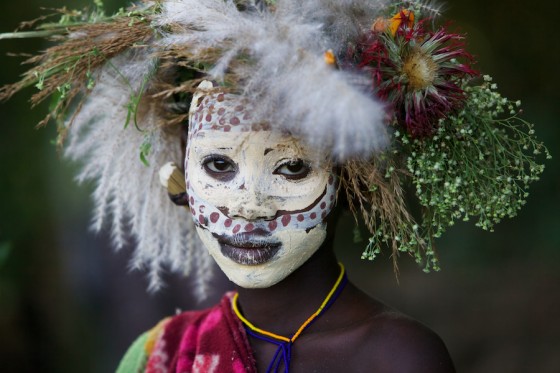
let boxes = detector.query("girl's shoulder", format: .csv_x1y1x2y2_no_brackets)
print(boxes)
366,309,455,372
343,294,456,373
312,285,456,372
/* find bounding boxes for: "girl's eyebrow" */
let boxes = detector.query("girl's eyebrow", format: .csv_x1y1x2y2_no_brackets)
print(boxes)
193,145,234,152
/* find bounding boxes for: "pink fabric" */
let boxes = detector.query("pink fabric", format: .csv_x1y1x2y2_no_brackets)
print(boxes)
146,292,257,373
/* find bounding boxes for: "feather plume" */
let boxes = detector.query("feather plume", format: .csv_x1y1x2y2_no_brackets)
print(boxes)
155,0,390,161
65,48,209,291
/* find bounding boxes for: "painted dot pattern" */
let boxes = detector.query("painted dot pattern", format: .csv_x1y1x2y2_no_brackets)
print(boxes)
188,90,260,137
186,160,338,238
185,83,339,241
186,168,338,239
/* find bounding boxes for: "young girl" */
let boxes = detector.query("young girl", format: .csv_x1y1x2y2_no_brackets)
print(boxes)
0,0,547,371
115,82,454,371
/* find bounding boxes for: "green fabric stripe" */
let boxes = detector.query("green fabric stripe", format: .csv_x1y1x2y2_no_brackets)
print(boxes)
115,332,149,373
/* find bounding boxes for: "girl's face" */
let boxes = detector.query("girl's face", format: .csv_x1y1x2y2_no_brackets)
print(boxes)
185,89,337,288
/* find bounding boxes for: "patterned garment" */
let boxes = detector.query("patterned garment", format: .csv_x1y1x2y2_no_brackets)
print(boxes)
117,292,257,373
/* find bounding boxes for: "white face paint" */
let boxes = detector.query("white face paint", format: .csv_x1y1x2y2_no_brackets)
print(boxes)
185,86,337,288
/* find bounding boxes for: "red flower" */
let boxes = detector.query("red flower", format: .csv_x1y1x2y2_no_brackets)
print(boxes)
355,11,477,138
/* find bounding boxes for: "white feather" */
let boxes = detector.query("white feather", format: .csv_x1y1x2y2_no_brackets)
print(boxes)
155,0,390,161
65,49,211,292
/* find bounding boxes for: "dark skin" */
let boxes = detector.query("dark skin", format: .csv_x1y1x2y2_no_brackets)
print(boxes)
178,114,454,371
236,211,456,373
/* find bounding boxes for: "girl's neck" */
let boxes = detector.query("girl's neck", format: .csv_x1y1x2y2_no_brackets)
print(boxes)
235,246,341,337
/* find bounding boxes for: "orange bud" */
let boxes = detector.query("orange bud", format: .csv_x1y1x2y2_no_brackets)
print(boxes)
389,9,415,36
324,49,337,67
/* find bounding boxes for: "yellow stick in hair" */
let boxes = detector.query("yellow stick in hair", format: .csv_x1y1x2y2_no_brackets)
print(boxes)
159,162,189,207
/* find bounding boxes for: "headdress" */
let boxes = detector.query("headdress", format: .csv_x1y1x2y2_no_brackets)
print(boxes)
0,0,549,293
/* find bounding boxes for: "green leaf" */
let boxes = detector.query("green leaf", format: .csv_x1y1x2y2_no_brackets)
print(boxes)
139,136,152,167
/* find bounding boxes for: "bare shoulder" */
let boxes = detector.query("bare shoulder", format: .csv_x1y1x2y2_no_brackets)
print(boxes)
296,284,455,372
355,307,456,373
322,282,454,372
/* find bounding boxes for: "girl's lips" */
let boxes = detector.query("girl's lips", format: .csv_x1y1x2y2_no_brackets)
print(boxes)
220,243,281,265
216,232,281,265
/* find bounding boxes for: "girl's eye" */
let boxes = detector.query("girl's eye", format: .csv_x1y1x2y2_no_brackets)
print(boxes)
203,156,236,181
274,159,311,180
206,159,234,172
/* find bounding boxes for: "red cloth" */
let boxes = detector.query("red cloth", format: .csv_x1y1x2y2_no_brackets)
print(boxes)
146,292,257,373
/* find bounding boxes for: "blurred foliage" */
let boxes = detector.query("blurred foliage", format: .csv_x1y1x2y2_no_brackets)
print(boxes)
0,0,558,372
440,0,560,265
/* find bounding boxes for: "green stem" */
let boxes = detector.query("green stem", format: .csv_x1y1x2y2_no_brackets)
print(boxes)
0,30,65,40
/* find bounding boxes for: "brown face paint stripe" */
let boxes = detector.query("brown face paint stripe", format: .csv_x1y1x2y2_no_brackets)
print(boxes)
274,185,329,218
218,207,230,215
211,185,331,222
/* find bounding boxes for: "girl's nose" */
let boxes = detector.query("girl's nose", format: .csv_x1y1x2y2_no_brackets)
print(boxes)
227,184,277,221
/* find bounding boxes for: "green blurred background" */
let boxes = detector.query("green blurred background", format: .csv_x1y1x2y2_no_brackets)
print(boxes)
0,1,558,372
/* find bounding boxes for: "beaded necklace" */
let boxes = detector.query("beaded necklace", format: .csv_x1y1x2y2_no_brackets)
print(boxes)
232,263,348,373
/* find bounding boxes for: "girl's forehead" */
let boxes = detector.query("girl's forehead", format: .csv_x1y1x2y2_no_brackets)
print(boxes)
189,128,305,156
186,87,326,162
189,90,268,137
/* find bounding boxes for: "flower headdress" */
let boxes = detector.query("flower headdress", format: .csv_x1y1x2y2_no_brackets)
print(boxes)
0,0,548,292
